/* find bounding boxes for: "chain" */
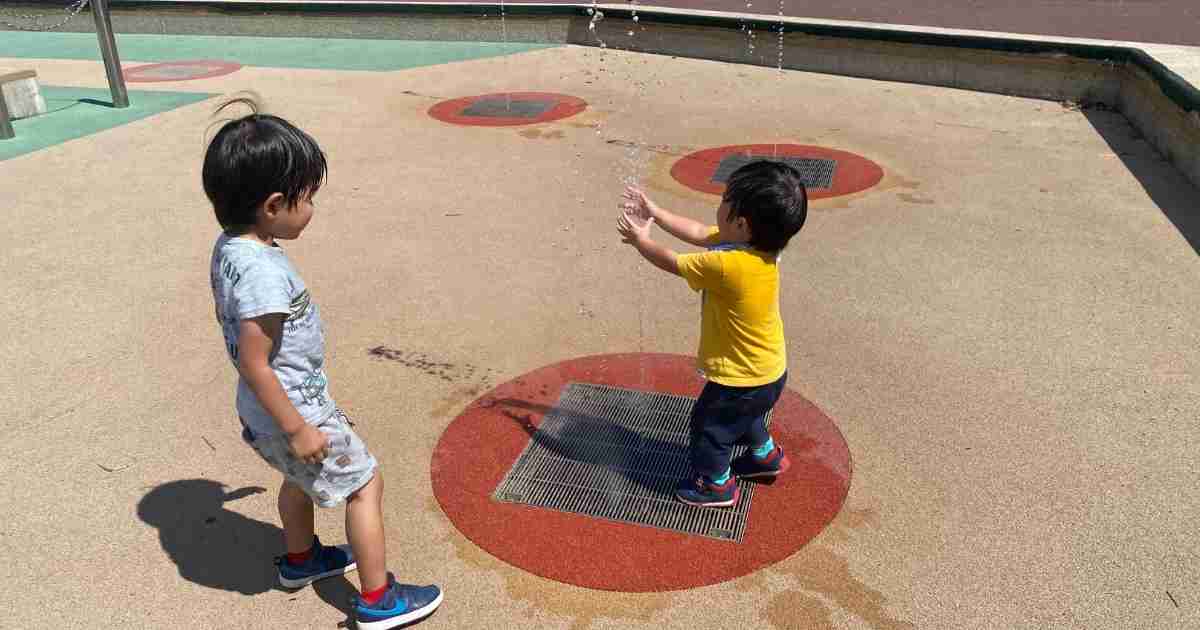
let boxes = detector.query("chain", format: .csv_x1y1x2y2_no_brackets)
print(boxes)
0,0,91,32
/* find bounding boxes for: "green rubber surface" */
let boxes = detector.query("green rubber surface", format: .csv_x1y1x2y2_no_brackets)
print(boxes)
0,32,556,71
1,86,213,161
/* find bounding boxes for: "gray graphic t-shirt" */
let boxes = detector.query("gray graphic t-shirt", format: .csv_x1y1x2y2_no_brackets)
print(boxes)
210,233,335,437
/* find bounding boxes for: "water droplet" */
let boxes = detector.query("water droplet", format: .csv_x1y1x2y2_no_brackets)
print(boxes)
628,30,635,36
632,15,639,22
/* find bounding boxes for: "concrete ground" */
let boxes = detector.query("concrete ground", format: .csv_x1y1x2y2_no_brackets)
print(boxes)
2,30,1199,630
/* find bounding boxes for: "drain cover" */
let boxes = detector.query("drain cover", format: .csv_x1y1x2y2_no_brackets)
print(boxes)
124,60,242,83
711,154,838,189
139,64,225,79
460,97,553,118
492,382,766,542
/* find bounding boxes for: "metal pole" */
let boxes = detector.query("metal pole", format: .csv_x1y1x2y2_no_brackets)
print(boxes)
0,92,14,140
91,0,129,108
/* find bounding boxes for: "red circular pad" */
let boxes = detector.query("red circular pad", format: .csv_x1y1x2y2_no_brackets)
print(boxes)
671,144,884,199
431,353,852,592
124,60,242,83
428,92,587,126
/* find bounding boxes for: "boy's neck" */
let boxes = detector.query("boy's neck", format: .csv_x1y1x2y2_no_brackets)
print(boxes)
230,226,275,246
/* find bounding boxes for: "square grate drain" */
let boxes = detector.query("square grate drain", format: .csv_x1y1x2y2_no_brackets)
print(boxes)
461,97,553,118
711,154,838,189
492,383,768,542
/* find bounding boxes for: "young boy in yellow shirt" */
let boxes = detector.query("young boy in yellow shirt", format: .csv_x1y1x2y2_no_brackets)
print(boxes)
617,161,807,507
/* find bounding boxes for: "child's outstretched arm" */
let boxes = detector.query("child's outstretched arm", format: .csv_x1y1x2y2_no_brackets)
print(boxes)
617,207,681,276
622,187,712,247
238,314,331,464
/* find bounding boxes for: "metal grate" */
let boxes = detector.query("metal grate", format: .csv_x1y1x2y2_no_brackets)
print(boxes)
711,154,838,189
493,383,768,542
461,97,553,118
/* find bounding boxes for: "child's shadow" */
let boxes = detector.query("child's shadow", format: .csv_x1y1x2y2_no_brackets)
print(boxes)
137,479,357,616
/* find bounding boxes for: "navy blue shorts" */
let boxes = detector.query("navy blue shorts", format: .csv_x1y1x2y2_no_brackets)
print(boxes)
688,372,787,478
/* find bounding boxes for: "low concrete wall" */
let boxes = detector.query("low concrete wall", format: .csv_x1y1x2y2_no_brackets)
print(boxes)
1117,61,1200,189
576,15,1124,106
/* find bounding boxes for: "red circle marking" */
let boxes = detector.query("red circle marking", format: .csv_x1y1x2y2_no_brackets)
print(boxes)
428,92,588,127
431,353,852,592
124,60,242,83
671,144,884,199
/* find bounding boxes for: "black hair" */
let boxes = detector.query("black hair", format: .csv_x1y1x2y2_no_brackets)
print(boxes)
202,98,327,232
722,160,808,252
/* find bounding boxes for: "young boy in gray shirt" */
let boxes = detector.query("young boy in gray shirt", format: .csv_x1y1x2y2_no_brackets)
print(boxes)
205,100,442,629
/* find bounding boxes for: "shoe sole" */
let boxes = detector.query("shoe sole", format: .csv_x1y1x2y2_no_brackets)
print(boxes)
737,469,783,479
357,590,444,630
675,489,740,508
279,560,359,590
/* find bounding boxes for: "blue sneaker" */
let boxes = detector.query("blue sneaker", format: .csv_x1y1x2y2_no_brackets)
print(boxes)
675,474,740,508
731,445,792,480
354,573,444,630
276,535,357,589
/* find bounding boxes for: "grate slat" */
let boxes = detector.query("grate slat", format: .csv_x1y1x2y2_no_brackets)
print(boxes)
711,154,839,189
460,97,553,118
493,382,771,542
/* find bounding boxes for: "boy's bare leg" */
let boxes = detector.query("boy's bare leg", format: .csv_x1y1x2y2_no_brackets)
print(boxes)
346,472,388,593
278,479,315,553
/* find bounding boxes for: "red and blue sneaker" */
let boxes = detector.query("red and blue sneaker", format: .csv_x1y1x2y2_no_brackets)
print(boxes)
731,445,791,480
276,535,357,589
675,474,740,508
354,573,444,630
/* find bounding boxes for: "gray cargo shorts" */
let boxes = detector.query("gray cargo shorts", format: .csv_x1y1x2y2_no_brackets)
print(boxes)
240,408,379,508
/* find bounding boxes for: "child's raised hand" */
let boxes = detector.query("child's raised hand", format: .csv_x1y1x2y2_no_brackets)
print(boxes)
621,186,659,222
617,207,654,244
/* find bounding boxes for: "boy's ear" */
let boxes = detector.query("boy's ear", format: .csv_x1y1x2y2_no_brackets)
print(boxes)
261,192,287,219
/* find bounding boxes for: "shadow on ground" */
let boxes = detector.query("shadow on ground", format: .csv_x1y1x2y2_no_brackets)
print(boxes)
1086,107,1200,256
137,479,357,622
490,396,778,490
492,397,690,495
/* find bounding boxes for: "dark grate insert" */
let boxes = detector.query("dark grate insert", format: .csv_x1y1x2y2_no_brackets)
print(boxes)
461,97,553,118
711,154,838,189
493,383,768,542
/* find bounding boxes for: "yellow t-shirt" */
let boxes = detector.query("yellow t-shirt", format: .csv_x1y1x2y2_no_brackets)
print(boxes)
676,228,787,387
